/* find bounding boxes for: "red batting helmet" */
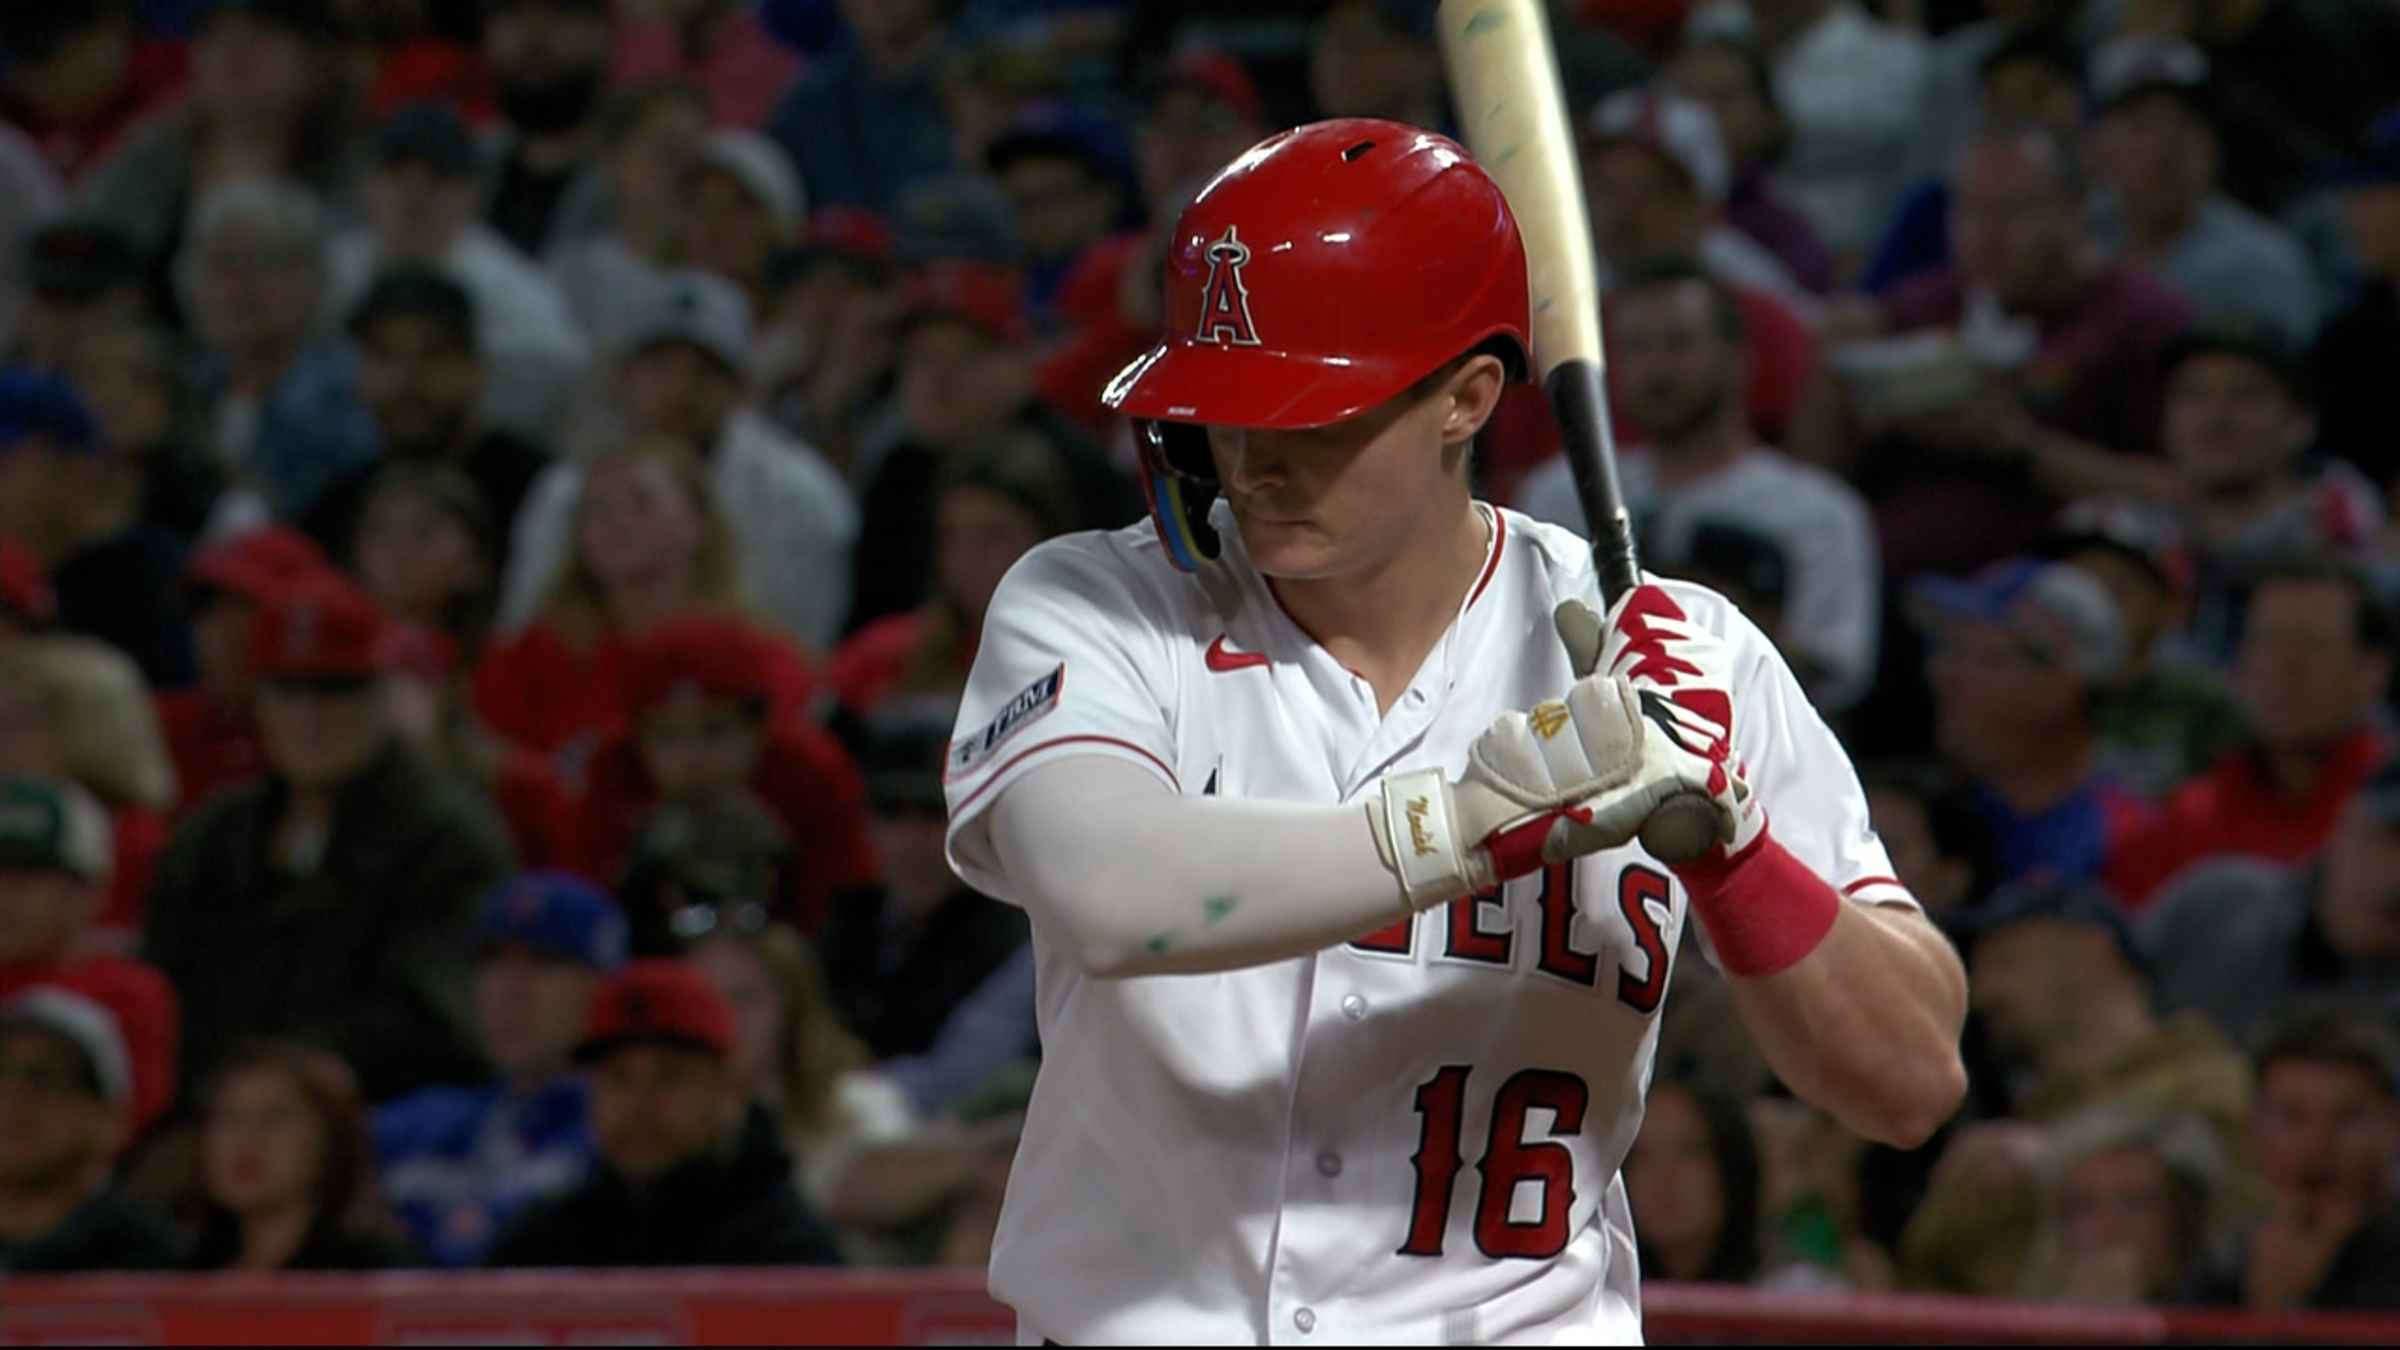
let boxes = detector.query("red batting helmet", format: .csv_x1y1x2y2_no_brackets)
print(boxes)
1102,117,1532,571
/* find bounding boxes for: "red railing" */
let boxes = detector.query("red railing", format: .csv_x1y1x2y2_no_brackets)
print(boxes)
5,1270,2399,1345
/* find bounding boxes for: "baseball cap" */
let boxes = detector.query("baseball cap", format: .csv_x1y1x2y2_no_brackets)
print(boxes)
625,271,751,374
480,871,629,970
620,614,783,721
891,177,1019,267
21,219,142,302
1146,48,1265,126
0,985,134,1104
575,959,737,1063
0,538,55,626
2089,35,2212,118
347,265,478,349
185,525,329,602
1910,557,2130,683
985,99,1135,185
0,367,100,455
2046,498,2194,595
689,129,806,230
1947,874,2148,978
620,794,791,946
902,260,1029,345
0,777,112,882
1588,88,1731,204
2158,318,2311,404
374,101,478,178
248,572,398,682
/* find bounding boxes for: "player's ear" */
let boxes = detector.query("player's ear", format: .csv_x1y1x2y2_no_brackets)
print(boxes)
1438,353,1508,447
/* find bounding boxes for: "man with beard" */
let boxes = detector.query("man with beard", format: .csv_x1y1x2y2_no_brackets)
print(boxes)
1515,259,1878,712
480,0,615,259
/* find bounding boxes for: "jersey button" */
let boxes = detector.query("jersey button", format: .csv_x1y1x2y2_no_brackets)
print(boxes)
1294,1308,1317,1334
1340,994,1367,1021
1316,1151,1342,1178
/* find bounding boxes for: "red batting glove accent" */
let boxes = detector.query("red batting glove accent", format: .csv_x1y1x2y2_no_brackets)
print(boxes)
1670,832,1842,978
1483,804,1593,882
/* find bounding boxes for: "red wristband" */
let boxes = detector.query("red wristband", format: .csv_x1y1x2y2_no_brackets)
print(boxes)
1670,833,1842,978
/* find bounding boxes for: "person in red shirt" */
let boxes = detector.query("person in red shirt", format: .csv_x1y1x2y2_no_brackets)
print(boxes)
0,776,177,1144
575,615,874,934
473,436,814,788
384,623,577,874
2115,556,2394,904
153,526,330,819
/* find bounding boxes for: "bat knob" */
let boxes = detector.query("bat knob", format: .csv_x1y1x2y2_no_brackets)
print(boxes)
1639,792,1724,865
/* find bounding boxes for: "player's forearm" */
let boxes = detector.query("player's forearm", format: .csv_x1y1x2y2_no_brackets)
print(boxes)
1725,900,1968,1149
986,757,1412,977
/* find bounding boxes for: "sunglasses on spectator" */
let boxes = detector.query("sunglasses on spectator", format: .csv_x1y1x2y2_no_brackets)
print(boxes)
667,898,772,944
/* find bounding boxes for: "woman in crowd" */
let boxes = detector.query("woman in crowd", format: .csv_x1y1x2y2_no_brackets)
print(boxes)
0,635,177,942
1625,1077,1769,1286
346,461,500,655
185,1041,417,1270
473,435,813,782
2019,1107,2243,1305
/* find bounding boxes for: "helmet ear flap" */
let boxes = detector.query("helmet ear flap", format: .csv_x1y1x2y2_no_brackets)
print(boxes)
1136,421,1221,572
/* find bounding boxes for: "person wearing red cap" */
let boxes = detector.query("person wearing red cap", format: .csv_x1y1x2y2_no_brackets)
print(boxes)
484,959,841,1267
152,525,331,818
144,572,513,1104
573,613,874,933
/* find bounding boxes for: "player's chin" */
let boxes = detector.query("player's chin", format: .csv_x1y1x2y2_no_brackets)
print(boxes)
1237,516,1341,576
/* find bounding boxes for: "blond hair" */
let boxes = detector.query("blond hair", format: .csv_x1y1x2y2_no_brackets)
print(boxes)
0,636,176,809
714,922,866,1136
541,435,747,649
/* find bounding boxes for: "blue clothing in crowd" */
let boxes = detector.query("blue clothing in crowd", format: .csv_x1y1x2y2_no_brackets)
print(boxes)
374,1077,597,1269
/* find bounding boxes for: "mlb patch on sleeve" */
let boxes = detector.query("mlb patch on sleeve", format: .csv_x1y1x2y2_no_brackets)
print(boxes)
947,663,1065,781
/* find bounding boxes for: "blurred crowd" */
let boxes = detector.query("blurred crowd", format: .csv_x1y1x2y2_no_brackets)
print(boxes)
0,0,2395,1317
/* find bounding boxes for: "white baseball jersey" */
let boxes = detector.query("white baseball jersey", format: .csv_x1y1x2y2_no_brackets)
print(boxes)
943,503,1912,1346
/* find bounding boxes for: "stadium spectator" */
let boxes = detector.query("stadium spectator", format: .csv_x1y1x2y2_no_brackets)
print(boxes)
0,777,178,1140
0,539,53,637
11,220,146,373
1584,88,1813,314
76,0,360,298
176,179,381,525
2018,1106,2241,1304
382,618,577,872
985,101,1135,324
1797,125,2194,579
1515,261,1875,710
64,315,224,550
616,793,791,957
0,639,177,938
610,0,801,130
1898,877,2250,1295
684,129,808,313
2187,1009,2400,1309
476,436,817,771
753,208,903,465
2140,751,2400,1044
375,872,626,1268
1308,0,1447,131
2152,0,2400,214
485,959,843,1267
2313,113,2400,497
766,0,963,216
330,105,592,442
343,462,501,655
1859,760,1997,917
546,78,709,355
2084,38,2320,348
1663,34,1834,295
828,430,1076,720
572,614,875,931
1624,1077,1768,1284
0,986,180,1271
0,2,188,184
185,1041,416,1269
2115,556,2393,902
499,271,859,648
821,710,1028,1061
0,366,192,686
479,0,619,259
152,526,327,818
143,573,512,1102
1912,559,2155,895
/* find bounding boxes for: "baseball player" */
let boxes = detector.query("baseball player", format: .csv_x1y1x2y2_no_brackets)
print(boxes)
942,118,1968,1345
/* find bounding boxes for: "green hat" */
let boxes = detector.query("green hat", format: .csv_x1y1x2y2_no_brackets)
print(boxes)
0,777,111,881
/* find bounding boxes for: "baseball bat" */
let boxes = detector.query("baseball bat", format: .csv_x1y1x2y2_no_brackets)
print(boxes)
1437,0,1723,864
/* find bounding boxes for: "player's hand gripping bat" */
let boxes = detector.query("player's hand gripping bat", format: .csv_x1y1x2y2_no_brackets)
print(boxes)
1438,0,1725,864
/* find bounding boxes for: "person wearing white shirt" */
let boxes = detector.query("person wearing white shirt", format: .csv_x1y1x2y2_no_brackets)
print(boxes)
1517,259,1879,711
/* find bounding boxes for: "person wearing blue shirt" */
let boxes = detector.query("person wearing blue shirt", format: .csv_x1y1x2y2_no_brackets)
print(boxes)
373,872,628,1268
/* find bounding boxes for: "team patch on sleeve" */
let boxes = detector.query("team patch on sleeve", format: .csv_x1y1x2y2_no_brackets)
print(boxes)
947,663,1065,782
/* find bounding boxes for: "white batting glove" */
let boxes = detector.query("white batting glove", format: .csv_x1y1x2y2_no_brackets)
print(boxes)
1369,609,1653,910
1554,584,1763,860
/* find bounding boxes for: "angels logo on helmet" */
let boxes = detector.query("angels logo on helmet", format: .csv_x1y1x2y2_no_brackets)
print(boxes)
1193,226,1262,347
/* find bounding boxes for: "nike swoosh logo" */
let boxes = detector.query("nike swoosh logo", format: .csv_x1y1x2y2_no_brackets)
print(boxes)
1205,634,1269,673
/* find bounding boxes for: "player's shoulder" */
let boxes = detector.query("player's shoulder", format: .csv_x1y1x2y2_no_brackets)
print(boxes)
991,520,1209,629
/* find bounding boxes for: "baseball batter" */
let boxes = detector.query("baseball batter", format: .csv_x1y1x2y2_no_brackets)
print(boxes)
942,118,1968,1345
